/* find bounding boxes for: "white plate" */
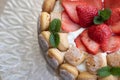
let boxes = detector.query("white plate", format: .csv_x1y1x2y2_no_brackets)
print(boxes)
0,0,59,80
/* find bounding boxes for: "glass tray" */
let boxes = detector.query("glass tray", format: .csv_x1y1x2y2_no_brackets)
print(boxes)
0,0,59,80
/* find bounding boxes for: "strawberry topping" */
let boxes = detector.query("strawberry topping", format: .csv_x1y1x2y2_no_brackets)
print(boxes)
61,11,80,32
101,36,120,53
62,1,85,23
60,0,120,54
80,30,100,54
81,0,103,10
74,34,87,51
106,8,120,25
88,24,112,44
104,0,120,9
76,4,98,27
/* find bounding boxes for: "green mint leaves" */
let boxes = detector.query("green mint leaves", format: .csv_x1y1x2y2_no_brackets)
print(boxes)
49,19,61,48
97,66,111,77
97,66,120,77
110,67,120,76
49,19,61,32
99,8,111,21
94,8,111,24
49,33,60,48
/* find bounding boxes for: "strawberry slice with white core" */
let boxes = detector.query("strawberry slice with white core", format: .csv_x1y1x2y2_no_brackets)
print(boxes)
75,35,87,51
111,21,120,34
61,11,80,32
80,30,100,55
62,1,86,23
101,36,120,53
106,8,120,25
62,0,102,24
81,0,103,10
104,0,120,9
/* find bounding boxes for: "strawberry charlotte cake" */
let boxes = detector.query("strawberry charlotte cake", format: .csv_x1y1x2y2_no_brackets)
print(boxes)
39,0,120,80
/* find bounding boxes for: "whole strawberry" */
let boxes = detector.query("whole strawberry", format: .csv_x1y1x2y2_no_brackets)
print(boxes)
88,24,112,44
76,4,98,27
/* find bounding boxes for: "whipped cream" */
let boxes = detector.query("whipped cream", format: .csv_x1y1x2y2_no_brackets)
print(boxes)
67,28,85,46
77,61,87,72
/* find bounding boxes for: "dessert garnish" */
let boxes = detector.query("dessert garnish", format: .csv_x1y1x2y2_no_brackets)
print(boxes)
97,66,120,77
94,8,111,24
49,19,61,47
39,0,120,79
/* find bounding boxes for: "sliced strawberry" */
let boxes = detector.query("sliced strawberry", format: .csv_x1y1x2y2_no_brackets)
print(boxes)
76,4,98,27
104,0,120,9
80,30,100,55
75,35,86,51
61,11,80,32
62,1,86,23
111,21,120,34
101,36,120,53
62,0,80,1
81,0,103,10
106,8,120,25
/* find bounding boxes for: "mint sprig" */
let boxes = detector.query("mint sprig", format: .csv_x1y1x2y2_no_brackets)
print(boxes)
97,66,111,77
110,67,120,76
49,19,61,32
94,16,104,24
94,8,111,24
49,19,61,48
49,33,60,48
97,66,120,77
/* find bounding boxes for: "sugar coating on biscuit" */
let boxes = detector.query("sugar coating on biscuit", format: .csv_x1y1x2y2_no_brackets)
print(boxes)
107,51,120,67
86,53,107,74
65,46,86,66
60,69,75,80
46,55,59,69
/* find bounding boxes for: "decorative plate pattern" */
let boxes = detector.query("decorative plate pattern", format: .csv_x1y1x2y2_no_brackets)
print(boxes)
0,0,59,80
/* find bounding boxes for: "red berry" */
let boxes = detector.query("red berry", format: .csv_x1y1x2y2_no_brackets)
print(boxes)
88,24,112,44
62,1,85,23
111,21,120,34
106,8,120,25
75,34,87,51
61,11,80,32
81,0,103,10
104,0,120,9
76,4,98,27
80,30,100,54
101,36,120,53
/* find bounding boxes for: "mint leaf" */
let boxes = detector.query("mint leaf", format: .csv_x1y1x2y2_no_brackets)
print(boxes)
94,8,111,24
49,33,60,48
97,66,111,77
49,19,61,32
111,67,120,76
94,16,104,24
49,19,61,48
98,71,111,77
99,8,111,21
98,66,120,77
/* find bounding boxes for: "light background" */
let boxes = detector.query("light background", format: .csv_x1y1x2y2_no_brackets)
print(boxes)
0,0,59,80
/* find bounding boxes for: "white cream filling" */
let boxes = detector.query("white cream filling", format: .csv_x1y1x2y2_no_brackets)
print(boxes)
77,61,87,72
94,52,107,67
67,28,85,46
